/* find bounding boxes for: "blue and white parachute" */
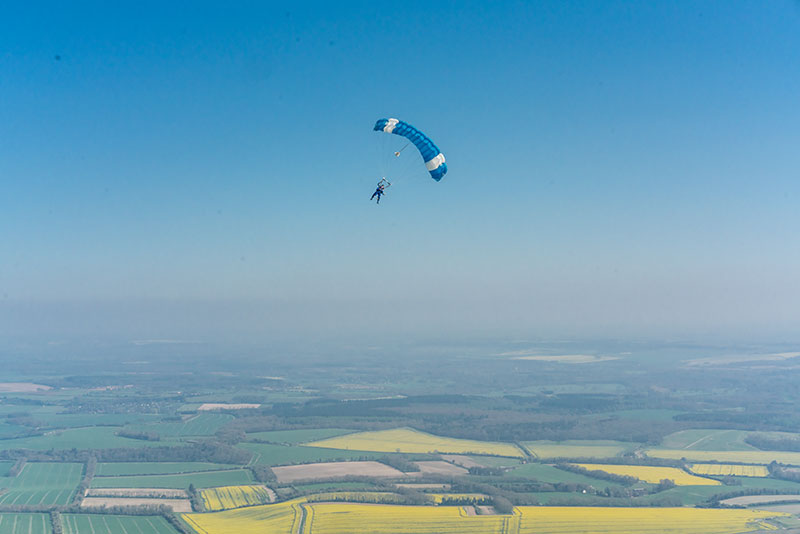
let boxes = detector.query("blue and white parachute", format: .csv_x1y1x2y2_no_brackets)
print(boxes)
373,118,447,181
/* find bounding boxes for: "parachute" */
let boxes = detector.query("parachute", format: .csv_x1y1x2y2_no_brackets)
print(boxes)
373,118,447,181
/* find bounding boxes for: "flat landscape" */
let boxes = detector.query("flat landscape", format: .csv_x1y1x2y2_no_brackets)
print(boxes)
3,342,800,532
61,514,178,534
690,464,769,477
0,514,51,534
91,469,253,489
81,496,192,512
0,463,82,506
307,428,526,458
272,461,404,483
573,464,721,486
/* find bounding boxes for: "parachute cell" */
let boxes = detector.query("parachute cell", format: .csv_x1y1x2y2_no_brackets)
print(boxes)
373,118,447,181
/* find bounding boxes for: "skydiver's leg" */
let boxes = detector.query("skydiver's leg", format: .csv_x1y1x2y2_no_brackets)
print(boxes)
371,191,377,200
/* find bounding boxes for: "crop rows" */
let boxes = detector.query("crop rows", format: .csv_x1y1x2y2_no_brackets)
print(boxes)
690,464,769,477
0,463,82,506
0,513,51,534
91,469,252,489
62,514,177,534
96,462,236,476
200,485,273,511
183,499,304,534
184,502,785,534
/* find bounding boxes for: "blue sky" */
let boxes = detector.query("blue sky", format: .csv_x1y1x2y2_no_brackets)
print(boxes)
2,1,799,343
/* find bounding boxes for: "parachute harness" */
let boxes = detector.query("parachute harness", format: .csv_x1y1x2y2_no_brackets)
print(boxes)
394,143,410,157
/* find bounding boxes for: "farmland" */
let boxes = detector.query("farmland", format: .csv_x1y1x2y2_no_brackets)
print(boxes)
0,463,82,506
81,496,192,512
61,514,179,534
123,413,233,437
240,442,385,466
0,514,51,534
91,469,252,489
182,499,304,534
186,502,785,534
646,449,800,466
272,461,403,483
690,464,769,477
96,462,236,476
200,485,275,511
523,440,633,459
513,506,785,534
573,464,721,486
5,340,800,531
0,427,165,450
507,463,625,486
246,428,355,443
307,428,525,458
660,430,755,451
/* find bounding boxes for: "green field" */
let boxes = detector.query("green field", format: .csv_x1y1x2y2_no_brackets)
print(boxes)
246,428,355,444
0,463,82,506
507,463,625,487
590,409,683,421
91,469,253,489
123,413,233,437
62,514,177,534
462,455,522,468
0,424,30,439
660,429,755,451
646,448,800,466
241,442,386,466
294,481,380,492
0,427,167,450
0,462,12,477
0,514,51,534
36,414,164,429
523,440,635,459
96,462,237,476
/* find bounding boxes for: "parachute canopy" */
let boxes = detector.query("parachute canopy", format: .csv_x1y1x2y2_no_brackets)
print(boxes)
373,118,447,181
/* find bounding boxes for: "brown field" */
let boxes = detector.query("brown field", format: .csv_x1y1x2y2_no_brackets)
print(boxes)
198,403,261,411
721,495,800,506
412,461,468,476
86,488,189,498
272,461,404,483
81,496,192,512
441,455,483,468
0,382,52,392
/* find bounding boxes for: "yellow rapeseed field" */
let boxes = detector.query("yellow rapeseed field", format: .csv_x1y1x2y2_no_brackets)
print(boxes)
183,498,304,534
303,503,506,534
573,464,720,485
200,485,273,511
306,428,525,458
514,506,784,534
689,464,769,477
183,501,785,534
646,449,800,466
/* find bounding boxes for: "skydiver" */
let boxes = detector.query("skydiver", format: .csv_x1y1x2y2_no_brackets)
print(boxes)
370,179,390,204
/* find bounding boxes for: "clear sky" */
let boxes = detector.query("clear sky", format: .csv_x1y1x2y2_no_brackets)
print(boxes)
2,1,799,344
